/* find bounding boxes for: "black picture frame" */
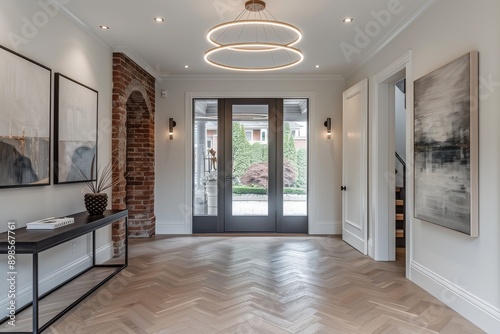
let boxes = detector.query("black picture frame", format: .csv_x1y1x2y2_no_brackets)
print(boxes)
0,45,51,188
54,73,98,184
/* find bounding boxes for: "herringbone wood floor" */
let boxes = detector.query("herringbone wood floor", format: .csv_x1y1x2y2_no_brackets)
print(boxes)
3,236,484,333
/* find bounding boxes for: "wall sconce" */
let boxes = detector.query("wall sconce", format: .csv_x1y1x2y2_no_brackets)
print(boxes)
324,118,331,139
169,118,176,140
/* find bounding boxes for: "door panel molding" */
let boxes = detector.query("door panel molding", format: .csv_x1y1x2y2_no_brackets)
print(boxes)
342,79,368,255
343,228,366,253
345,220,362,230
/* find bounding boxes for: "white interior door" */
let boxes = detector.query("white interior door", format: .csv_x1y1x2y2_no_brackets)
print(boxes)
342,79,368,255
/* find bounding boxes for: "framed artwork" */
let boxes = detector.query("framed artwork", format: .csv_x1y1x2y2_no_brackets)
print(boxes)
0,45,51,188
54,73,98,184
414,51,479,237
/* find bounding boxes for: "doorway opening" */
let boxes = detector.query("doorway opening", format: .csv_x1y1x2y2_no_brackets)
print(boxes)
192,98,308,233
371,51,412,278
394,79,407,262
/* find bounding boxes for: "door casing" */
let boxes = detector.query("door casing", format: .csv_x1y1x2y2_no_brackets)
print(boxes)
371,51,412,277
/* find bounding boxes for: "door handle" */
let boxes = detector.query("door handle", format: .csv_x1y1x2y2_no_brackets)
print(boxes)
341,186,347,191
225,176,233,181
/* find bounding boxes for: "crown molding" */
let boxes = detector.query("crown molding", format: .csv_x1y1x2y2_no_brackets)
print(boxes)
53,1,162,81
345,0,436,78
53,0,112,50
161,74,344,81
113,47,161,81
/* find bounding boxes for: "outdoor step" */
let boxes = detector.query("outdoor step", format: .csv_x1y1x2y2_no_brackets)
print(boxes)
396,200,404,206
396,213,404,221
396,229,405,238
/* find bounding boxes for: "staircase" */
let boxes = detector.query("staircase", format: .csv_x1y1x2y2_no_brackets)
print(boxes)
395,152,406,248
396,187,405,247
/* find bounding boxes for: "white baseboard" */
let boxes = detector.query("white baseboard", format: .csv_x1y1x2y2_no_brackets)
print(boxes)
155,220,344,235
95,243,114,264
156,222,342,235
411,261,500,333
0,242,114,319
309,221,341,235
155,224,191,235
368,238,374,258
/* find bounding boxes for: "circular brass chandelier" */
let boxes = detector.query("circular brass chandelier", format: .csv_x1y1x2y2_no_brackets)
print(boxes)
204,0,304,72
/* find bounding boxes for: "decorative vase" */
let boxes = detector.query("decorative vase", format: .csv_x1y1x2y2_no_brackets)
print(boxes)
84,193,108,216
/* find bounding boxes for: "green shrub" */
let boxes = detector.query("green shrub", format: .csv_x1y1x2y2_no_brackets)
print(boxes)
284,187,307,195
233,186,267,195
296,148,307,188
232,186,306,195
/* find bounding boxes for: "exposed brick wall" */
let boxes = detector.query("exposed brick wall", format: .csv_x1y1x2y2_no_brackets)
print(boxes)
111,53,156,255
126,91,156,237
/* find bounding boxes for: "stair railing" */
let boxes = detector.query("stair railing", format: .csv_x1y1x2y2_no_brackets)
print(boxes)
395,152,406,196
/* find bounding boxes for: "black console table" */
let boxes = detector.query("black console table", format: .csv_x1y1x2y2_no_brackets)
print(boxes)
0,210,128,334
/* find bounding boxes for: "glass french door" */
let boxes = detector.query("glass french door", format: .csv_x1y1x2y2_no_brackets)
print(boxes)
193,98,308,233
224,99,277,231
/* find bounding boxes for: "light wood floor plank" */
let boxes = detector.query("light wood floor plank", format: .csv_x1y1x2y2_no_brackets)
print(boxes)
0,236,484,333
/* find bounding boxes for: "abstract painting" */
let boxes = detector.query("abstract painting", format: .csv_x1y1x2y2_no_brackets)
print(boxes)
0,45,51,188
414,51,478,237
54,73,98,184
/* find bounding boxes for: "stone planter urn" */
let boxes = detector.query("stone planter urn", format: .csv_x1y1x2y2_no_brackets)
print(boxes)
205,180,218,215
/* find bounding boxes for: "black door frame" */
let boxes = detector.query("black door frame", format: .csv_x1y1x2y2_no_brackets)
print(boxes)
224,98,278,232
192,98,308,233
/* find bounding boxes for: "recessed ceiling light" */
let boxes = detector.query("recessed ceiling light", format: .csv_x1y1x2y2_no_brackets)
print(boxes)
99,25,110,30
184,65,189,68
154,17,164,22
343,17,353,23
315,65,321,68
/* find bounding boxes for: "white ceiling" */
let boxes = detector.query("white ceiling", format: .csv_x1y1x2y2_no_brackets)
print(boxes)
60,0,434,78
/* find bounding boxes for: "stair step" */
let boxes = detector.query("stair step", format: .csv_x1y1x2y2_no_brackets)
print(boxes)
396,213,404,221
396,200,404,206
396,187,401,192
396,229,404,238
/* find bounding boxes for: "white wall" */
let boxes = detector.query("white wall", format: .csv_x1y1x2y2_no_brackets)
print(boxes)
346,0,500,331
395,85,406,187
0,1,113,317
155,76,345,235
395,85,406,159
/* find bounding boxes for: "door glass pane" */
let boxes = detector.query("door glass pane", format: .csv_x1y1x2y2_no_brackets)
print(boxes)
193,99,218,216
283,99,308,216
232,105,269,216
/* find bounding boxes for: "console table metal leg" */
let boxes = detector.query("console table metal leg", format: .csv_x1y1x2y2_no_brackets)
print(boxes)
92,230,96,266
32,253,39,334
125,216,128,266
0,211,129,332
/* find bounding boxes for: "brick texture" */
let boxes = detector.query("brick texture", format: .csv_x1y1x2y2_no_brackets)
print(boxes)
111,53,156,255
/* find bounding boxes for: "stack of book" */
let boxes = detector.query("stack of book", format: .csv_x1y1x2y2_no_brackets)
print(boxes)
26,217,75,230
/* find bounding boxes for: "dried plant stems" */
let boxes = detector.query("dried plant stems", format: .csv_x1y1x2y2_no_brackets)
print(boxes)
72,157,126,194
